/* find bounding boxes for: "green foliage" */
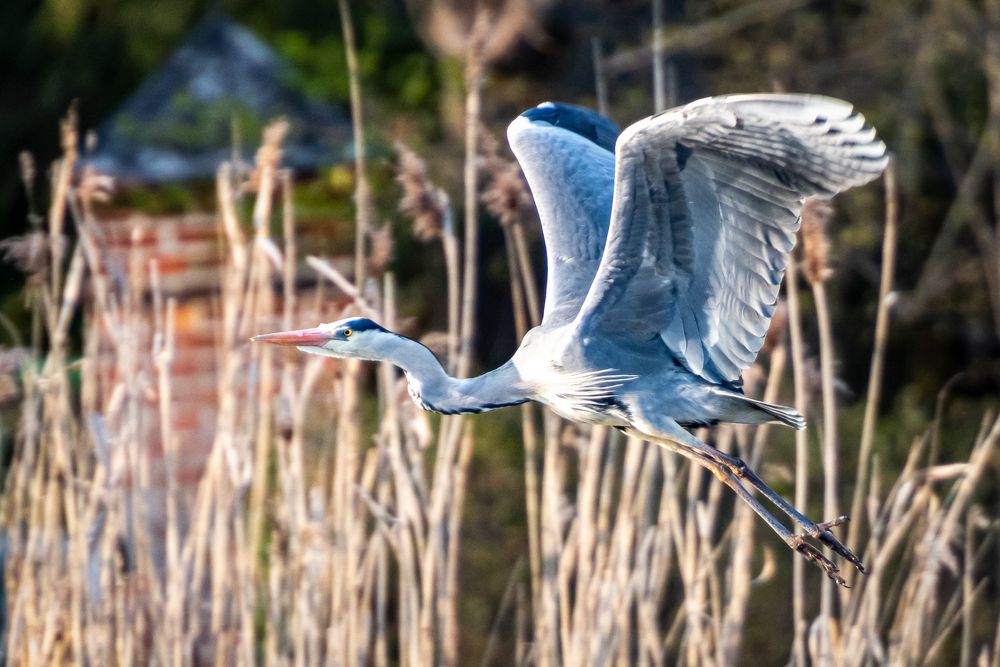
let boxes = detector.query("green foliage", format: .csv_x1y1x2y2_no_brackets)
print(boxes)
271,5,439,113
274,31,351,104
114,94,267,152
113,181,214,214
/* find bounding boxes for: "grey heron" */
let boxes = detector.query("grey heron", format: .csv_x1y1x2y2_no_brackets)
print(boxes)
254,94,888,584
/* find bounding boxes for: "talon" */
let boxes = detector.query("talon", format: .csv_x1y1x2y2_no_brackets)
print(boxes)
796,515,867,576
792,541,848,586
816,515,850,532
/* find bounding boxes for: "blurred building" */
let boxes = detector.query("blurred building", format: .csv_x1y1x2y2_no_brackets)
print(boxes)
88,14,350,183
84,15,353,571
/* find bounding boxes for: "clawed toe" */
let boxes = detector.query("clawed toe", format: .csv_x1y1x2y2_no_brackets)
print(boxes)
815,515,850,533
791,538,847,587
697,449,866,584
793,515,866,579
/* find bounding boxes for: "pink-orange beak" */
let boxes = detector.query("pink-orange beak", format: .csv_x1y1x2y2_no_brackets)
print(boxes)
251,327,331,347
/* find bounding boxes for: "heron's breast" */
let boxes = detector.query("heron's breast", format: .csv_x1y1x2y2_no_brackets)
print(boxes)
543,397,627,426
532,380,632,426
405,378,432,412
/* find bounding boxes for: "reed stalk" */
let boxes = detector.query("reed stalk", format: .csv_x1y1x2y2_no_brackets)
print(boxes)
591,37,609,117
652,0,666,111
3,66,1000,667
338,0,372,289
499,223,543,611
785,253,810,667
846,160,898,559
458,11,489,380
800,197,840,664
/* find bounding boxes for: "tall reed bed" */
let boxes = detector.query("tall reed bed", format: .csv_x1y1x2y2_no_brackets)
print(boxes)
3,54,1000,667
473,125,1000,665
0,101,472,664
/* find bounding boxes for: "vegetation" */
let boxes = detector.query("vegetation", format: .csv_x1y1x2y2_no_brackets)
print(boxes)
2,1,1000,665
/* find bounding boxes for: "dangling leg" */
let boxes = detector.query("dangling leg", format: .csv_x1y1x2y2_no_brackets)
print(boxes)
626,413,863,584
708,448,864,573
674,442,847,584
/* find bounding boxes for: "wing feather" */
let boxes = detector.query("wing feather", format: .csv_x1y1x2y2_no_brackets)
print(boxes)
507,107,619,325
574,93,888,383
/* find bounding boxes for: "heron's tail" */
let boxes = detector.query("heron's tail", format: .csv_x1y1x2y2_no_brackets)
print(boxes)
746,397,806,430
719,391,806,430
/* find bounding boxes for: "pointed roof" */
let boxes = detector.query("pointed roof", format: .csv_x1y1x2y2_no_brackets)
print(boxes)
88,15,350,183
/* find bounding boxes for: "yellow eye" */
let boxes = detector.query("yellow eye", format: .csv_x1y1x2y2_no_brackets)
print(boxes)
343,328,353,338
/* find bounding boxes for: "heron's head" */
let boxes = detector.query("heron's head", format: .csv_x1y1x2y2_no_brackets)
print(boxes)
252,317,395,361
518,102,620,152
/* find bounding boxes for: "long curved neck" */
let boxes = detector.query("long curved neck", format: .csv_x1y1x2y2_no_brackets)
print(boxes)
383,335,530,415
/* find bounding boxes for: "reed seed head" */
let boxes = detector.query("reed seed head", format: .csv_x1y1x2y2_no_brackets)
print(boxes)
479,130,530,228
0,347,30,405
800,197,834,284
479,159,529,228
464,10,490,86
60,105,79,163
78,165,115,205
395,142,446,241
245,118,290,192
369,223,395,273
0,232,53,281
18,151,35,194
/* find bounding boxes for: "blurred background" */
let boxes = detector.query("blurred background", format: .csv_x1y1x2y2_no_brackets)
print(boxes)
2,0,1000,665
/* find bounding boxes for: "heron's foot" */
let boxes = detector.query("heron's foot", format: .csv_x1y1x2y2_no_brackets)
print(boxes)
789,537,846,587
711,451,867,577
795,515,866,577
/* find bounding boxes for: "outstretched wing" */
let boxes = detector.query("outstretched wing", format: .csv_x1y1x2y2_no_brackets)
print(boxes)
508,103,620,325
574,94,888,383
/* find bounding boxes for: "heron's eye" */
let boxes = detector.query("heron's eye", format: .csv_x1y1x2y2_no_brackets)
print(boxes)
343,328,353,338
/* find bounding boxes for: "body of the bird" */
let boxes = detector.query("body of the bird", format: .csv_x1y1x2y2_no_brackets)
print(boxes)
510,322,790,431
254,92,888,585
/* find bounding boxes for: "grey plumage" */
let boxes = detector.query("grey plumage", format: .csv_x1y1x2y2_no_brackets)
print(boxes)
254,94,888,585
514,95,887,384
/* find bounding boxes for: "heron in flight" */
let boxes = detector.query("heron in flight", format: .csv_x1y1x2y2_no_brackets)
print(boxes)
254,94,887,584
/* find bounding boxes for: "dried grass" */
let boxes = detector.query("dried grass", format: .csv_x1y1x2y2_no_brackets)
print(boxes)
2,79,999,667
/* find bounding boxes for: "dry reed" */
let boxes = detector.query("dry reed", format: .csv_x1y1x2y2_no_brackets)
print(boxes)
2,60,999,667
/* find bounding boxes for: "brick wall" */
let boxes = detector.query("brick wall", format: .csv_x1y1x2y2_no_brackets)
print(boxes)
90,211,352,567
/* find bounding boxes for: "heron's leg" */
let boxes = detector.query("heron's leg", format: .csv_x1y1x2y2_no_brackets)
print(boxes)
683,449,847,585
623,421,847,585
709,448,865,574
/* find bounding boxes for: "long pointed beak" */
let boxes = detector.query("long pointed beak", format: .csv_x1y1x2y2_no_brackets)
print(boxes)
251,327,331,346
